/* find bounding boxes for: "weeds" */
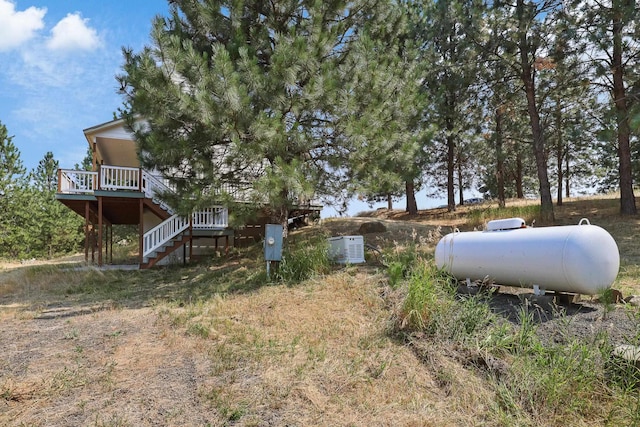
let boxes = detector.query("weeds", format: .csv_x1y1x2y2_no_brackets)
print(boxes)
397,260,456,332
273,236,330,283
389,235,640,426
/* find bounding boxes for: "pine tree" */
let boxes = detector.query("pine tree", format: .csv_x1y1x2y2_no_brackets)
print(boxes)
118,0,387,232
567,0,640,215
74,146,93,171
484,0,561,222
0,122,29,258
339,2,429,214
32,151,59,192
30,152,83,258
413,0,485,212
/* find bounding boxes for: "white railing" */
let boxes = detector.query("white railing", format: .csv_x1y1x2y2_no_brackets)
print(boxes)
218,182,256,202
59,165,319,206
143,214,190,257
141,170,174,199
100,165,140,191
59,169,97,193
192,207,228,229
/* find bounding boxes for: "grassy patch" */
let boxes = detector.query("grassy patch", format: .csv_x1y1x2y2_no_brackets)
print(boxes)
390,250,640,426
465,204,541,230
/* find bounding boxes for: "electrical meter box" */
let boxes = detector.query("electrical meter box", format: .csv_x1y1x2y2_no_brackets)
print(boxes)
264,224,283,261
328,235,365,264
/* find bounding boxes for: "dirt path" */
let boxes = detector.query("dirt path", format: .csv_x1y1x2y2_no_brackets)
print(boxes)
1,306,219,426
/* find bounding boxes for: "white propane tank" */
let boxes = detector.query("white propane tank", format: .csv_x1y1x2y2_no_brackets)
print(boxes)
434,218,620,295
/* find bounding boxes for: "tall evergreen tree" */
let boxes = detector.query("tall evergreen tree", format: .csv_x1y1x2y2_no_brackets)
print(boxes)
0,122,25,197
339,2,429,214
0,122,29,258
30,152,83,258
74,146,94,171
414,0,485,212
485,0,560,222
33,151,59,192
118,0,386,232
568,0,639,215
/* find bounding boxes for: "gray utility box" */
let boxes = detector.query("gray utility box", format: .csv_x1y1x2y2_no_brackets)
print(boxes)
264,224,284,261
328,236,365,264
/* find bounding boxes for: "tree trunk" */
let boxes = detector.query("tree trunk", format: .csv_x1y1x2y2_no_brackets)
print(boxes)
517,0,554,222
496,108,506,208
565,153,570,199
274,187,290,238
457,155,464,206
515,151,524,199
405,180,418,214
387,194,393,210
446,117,456,212
556,104,564,206
612,0,637,215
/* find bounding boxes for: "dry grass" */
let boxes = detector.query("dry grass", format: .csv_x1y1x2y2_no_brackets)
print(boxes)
1,194,640,426
0,269,481,426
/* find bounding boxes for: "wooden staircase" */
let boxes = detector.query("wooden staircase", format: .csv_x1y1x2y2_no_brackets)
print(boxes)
141,228,192,269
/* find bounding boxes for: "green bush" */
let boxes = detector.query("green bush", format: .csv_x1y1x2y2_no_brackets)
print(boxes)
398,260,456,332
384,243,419,288
273,236,330,283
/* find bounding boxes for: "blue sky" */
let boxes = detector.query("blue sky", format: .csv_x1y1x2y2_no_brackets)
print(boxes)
0,0,448,216
0,0,169,172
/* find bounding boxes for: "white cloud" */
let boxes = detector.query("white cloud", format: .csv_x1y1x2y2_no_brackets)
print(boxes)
47,12,101,52
0,0,46,51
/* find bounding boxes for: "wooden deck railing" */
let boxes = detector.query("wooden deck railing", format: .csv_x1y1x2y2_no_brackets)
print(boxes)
100,165,140,191
192,207,228,230
58,169,98,193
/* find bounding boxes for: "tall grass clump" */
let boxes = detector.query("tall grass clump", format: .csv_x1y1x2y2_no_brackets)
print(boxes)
385,243,419,288
273,235,330,283
466,204,541,229
399,265,495,342
397,261,448,331
391,256,639,425
492,338,609,424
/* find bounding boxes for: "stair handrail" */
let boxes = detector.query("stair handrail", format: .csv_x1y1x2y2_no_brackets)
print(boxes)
143,214,190,257
141,170,174,199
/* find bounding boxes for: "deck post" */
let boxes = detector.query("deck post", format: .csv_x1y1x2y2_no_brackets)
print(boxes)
139,198,144,266
91,140,97,170
189,221,193,264
108,224,113,264
98,196,103,266
84,201,90,263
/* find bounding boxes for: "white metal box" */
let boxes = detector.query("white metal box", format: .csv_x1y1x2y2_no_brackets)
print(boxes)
328,236,365,264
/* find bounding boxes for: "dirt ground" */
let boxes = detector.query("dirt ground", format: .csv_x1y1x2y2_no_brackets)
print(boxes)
482,288,639,346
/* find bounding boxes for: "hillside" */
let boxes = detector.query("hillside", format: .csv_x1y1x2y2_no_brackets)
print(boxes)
2,195,640,426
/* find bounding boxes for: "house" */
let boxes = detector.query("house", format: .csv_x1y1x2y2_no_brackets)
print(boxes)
56,118,321,269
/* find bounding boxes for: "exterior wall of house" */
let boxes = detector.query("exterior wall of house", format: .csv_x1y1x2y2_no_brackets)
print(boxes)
143,210,163,233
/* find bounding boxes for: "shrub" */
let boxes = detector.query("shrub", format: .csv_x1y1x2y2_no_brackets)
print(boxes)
273,236,330,283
